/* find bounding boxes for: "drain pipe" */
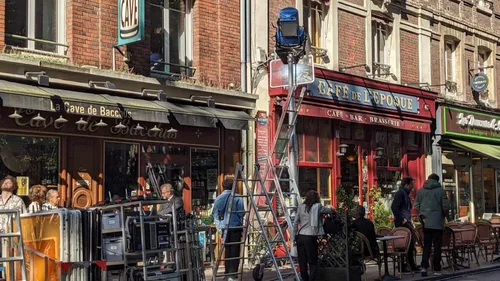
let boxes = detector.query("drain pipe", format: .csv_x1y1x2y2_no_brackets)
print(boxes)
240,0,247,92
245,0,251,93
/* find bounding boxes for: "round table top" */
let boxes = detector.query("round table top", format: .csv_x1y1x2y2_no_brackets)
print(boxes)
376,235,405,241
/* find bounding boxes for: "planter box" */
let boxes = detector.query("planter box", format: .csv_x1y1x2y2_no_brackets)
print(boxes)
318,266,362,281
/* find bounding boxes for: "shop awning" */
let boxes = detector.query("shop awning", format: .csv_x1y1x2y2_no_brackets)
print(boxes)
0,79,254,128
0,80,169,123
205,107,253,130
451,139,500,161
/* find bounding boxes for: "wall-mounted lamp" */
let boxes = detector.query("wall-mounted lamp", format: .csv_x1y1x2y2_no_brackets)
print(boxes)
114,122,126,129
149,125,161,132
55,115,68,124
167,128,178,133
31,113,45,122
191,95,216,108
8,110,22,119
134,123,144,131
142,89,167,101
95,119,108,127
336,144,349,157
374,147,384,159
25,71,50,86
76,118,88,125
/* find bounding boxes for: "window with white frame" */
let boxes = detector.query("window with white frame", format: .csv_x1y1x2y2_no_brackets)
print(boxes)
444,40,460,95
5,0,65,54
372,19,392,76
303,0,326,64
150,0,193,76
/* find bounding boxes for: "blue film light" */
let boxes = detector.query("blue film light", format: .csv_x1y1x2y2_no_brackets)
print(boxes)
275,7,306,64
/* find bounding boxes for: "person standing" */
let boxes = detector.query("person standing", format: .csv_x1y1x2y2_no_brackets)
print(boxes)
212,179,244,281
293,190,333,281
414,173,450,277
158,183,184,216
0,175,26,231
391,177,419,272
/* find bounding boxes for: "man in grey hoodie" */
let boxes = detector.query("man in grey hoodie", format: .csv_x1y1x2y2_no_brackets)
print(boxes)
414,173,451,277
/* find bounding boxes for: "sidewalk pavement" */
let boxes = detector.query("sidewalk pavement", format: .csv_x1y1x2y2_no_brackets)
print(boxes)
205,254,500,281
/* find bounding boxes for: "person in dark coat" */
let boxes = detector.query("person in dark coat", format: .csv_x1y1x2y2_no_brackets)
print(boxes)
414,173,451,277
352,205,379,257
158,183,184,216
391,177,419,272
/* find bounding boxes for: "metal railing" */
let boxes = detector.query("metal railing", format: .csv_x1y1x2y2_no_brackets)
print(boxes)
150,60,197,80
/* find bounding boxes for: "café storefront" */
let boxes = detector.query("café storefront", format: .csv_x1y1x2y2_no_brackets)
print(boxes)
433,104,500,222
266,69,438,210
0,79,253,215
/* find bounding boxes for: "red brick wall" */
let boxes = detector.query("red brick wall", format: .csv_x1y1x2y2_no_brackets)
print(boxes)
193,0,241,88
430,38,441,88
400,30,419,83
0,0,4,48
338,10,365,76
268,0,295,54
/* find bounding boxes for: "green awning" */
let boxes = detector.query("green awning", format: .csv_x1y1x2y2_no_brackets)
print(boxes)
451,139,500,161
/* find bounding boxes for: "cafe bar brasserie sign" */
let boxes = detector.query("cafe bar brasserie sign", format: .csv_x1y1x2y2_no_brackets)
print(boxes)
444,106,500,141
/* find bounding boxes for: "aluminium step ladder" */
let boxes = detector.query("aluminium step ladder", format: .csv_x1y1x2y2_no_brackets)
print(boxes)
0,210,27,281
213,163,300,281
246,87,307,270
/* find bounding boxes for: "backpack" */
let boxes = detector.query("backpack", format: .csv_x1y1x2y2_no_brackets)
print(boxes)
323,212,342,235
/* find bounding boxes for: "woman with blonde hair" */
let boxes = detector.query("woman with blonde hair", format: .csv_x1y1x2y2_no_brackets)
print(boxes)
27,185,47,213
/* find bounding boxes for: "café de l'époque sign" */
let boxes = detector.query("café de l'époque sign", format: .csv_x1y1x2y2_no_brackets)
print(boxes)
443,106,500,141
308,79,419,114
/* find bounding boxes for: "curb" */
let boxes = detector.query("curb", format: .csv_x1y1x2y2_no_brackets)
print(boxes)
416,264,500,280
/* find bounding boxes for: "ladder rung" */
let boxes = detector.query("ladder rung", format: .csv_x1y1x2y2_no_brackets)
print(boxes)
275,165,289,169
0,257,24,262
231,210,250,214
278,178,293,182
227,226,246,230
0,232,21,238
219,256,250,261
223,241,246,246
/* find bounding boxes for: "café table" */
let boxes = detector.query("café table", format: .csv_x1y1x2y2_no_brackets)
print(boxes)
377,235,405,281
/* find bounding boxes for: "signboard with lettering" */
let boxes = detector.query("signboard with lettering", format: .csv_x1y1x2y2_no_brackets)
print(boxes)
118,0,145,46
443,106,500,142
298,104,430,133
307,79,419,114
471,73,489,93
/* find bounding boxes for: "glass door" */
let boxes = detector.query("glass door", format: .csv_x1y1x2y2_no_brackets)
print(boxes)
456,165,471,219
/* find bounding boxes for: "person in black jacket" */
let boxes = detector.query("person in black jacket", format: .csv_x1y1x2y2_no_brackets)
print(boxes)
158,183,184,216
352,205,379,257
391,177,419,272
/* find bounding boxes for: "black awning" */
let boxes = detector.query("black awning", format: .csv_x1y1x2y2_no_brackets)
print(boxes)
156,102,218,128
204,107,254,130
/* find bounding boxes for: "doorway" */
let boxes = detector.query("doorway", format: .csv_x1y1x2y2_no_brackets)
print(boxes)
339,143,369,206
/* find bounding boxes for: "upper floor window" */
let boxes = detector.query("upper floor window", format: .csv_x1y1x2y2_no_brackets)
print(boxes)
371,18,393,77
444,40,459,95
478,48,491,73
150,0,193,78
5,0,66,54
303,0,327,64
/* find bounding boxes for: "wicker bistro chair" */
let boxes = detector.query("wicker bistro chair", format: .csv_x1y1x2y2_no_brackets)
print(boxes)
440,226,457,272
376,227,392,237
475,220,498,262
355,232,382,281
386,227,413,278
455,223,479,267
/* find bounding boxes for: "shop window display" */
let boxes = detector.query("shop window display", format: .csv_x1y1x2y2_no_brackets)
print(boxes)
104,142,139,198
472,157,484,219
0,134,59,196
191,149,218,212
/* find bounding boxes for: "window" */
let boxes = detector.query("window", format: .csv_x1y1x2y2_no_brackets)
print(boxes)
445,41,457,82
0,134,60,196
5,0,65,54
478,49,490,72
372,19,392,76
298,167,331,200
297,117,332,163
303,0,327,63
190,148,219,210
150,0,193,76
104,142,139,198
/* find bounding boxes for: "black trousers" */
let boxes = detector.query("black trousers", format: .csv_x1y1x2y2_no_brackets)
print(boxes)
421,228,443,271
224,229,242,274
395,222,417,269
297,235,318,281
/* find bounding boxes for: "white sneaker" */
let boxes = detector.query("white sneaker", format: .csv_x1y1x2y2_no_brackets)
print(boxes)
433,272,442,276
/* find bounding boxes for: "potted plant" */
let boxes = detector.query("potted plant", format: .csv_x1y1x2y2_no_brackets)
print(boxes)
369,187,392,229
317,184,363,281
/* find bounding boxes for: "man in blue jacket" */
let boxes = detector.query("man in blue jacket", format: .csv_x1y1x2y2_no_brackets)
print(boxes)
212,179,245,280
391,177,419,272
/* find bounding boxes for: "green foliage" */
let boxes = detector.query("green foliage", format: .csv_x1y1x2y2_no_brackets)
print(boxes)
369,187,393,229
335,184,356,219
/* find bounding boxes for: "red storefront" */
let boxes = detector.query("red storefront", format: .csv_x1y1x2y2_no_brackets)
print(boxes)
262,69,437,210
